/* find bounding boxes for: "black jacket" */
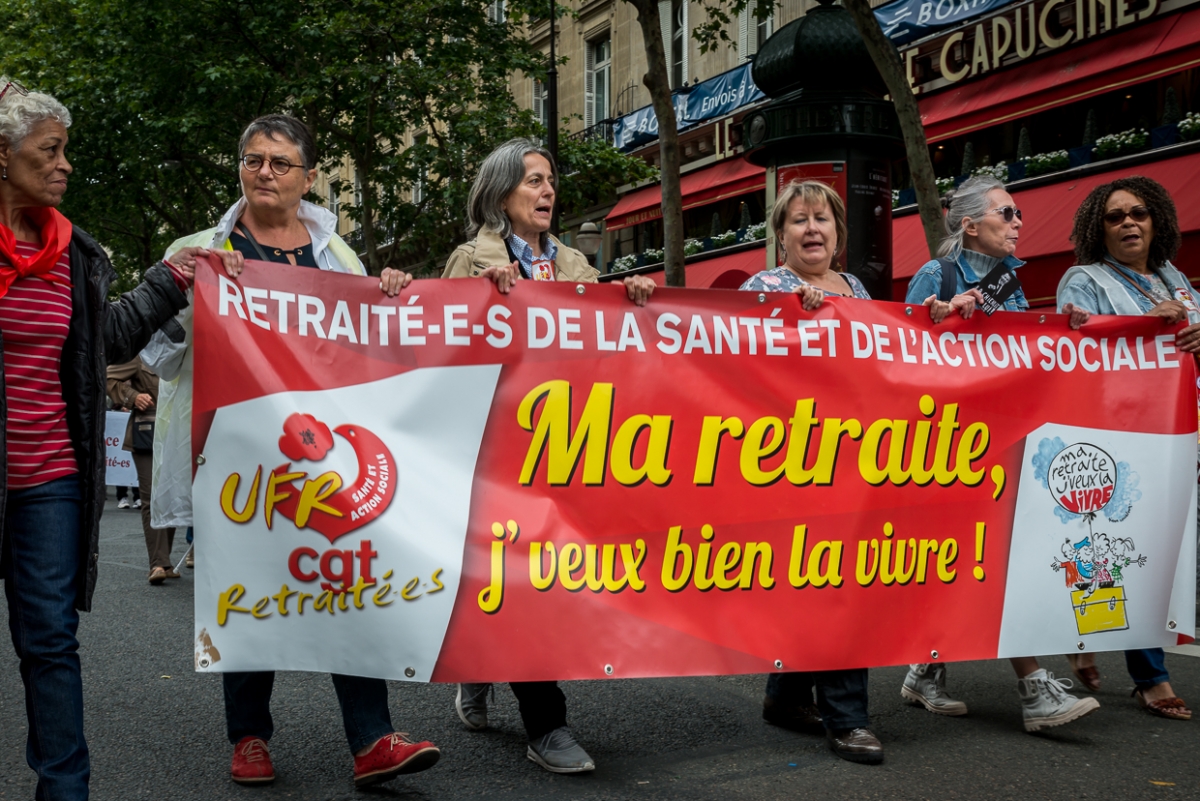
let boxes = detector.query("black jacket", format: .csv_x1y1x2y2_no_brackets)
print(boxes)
0,226,189,611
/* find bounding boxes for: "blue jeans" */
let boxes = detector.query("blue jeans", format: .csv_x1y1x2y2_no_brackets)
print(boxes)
223,671,394,753
766,669,871,731
1126,648,1170,691
2,474,89,800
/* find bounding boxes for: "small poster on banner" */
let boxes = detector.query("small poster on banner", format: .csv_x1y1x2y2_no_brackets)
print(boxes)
105,411,137,486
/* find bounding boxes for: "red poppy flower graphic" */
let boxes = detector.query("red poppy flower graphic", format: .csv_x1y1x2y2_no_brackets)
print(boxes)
278,413,334,462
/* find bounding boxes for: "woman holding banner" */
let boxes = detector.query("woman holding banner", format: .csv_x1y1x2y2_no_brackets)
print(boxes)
142,114,442,788
740,179,884,764
1055,175,1197,722
443,137,654,775
899,176,1096,733
0,78,229,800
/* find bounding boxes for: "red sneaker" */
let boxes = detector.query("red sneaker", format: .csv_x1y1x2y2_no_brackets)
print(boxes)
230,736,275,784
353,733,440,787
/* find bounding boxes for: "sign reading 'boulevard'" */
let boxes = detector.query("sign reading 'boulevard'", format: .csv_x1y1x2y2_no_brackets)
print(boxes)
191,259,1196,682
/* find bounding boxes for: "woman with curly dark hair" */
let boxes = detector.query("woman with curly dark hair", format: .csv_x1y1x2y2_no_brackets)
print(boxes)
1056,175,1199,723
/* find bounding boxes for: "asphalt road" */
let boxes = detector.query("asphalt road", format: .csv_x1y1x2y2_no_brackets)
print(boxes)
2,492,1200,801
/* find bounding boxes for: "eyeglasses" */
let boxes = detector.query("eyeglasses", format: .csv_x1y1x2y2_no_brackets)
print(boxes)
0,80,28,103
240,155,305,176
987,206,1022,223
1102,205,1151,225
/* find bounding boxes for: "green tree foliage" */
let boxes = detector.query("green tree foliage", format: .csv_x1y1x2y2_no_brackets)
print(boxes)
0,0,651,284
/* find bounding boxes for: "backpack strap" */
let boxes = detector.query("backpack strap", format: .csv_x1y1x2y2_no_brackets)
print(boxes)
937,256,958,302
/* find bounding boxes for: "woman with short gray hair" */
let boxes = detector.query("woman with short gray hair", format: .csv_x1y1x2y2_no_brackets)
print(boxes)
0,77,226,800
443,137,655,305
899,175,1093,734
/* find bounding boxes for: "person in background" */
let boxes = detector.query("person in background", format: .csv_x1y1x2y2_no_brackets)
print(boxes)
900,176,1095,733
443,137,654,775
115,484,139,509
1056,174,1196,723
142,113,440,788
107,357,174,584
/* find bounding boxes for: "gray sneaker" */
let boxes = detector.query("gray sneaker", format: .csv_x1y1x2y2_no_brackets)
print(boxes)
455,683,491,731
526,726,595,773
901,663,968,716
1017,668,1100,732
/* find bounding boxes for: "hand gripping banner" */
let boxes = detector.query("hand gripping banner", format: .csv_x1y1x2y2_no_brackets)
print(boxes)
190,258,1198,681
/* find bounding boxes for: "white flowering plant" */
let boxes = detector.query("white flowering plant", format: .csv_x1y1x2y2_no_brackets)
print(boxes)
972,162,1009,181
1179,112,1200,141
712,230,738,248
1093,128,1148,160
643,247,664,264
745,222,767,241
1024,150,1069,177
611,253,638,272
684,238,704,256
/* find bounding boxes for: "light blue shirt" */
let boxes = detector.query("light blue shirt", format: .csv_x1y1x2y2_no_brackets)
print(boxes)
1056,255,1200,322
508,233,557,279
906,250,1029,312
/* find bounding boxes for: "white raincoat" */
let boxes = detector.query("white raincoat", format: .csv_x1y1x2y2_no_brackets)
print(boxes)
141,198,365,529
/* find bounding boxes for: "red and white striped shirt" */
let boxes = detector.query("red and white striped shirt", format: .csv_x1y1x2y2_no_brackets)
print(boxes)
0,242,77,489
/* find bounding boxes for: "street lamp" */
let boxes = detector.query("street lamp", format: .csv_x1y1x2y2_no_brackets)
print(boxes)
575,222,602,263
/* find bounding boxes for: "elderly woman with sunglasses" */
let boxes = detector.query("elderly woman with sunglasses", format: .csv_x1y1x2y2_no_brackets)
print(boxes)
142,114,440,789
0,78,234,800
899,176,1096,734
1055,175,1198,723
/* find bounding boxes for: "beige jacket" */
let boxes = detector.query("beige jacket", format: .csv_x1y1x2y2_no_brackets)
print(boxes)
442,228,598,283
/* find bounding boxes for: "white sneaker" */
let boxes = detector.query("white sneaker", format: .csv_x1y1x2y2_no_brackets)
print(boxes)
117,497,130,509
133,498,142,509
901,663,968,716
1017,669,1100,732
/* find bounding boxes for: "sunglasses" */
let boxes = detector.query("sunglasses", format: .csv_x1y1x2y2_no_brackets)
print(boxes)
1102,206,1151,225
987,206,1022,223
0,80,28,103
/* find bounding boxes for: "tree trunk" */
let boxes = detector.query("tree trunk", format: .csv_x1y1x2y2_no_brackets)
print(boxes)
843,0,943,260
629,0,685,287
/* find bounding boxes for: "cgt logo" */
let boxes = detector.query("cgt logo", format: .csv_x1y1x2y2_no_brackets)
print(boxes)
219,412,395,544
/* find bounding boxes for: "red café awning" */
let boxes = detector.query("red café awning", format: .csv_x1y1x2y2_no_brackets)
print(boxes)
636,245,769,289
891,150,1200,303
920,8,1200,143
605,158,766,231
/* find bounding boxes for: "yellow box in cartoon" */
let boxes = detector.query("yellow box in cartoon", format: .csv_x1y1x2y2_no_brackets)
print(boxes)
1071,587,1129,635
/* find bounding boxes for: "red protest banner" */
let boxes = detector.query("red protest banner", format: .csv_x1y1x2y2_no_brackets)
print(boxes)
190,257,1197,682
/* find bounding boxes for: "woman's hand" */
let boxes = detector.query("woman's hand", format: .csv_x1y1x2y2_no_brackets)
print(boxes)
1176,322,1200,353
133,393,154,412
923,295,953,323
379,267,412,297
1060,302,1090,330
926,288,987,323
167,247,244,285
1147,299,1188,324
621,274,656,306
793,284,825,311
478,261,520,294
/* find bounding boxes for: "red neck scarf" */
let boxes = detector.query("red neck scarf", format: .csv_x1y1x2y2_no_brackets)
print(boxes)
0,207,74,301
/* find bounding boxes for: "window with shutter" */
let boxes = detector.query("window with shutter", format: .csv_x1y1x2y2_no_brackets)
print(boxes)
532,80,549,130
584,42,596,128
585,36,611,129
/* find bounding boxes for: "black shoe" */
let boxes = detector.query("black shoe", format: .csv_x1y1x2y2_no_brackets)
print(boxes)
763,696,824,734
826,728,884,765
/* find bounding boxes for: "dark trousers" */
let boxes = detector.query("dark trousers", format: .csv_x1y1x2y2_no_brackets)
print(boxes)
510,681,567,740
133,452,174,568
2,474,90,800
1126,648,1170,691
224,671,394,753
766,669,870,731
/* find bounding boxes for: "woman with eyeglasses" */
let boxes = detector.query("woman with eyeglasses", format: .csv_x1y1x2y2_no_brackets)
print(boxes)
141,114,441,789
1055,175,1198,723
899,176,1096,734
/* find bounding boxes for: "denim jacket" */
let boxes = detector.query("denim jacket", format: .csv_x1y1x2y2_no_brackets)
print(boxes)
1056,257,1200,325
905,252,1029,312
